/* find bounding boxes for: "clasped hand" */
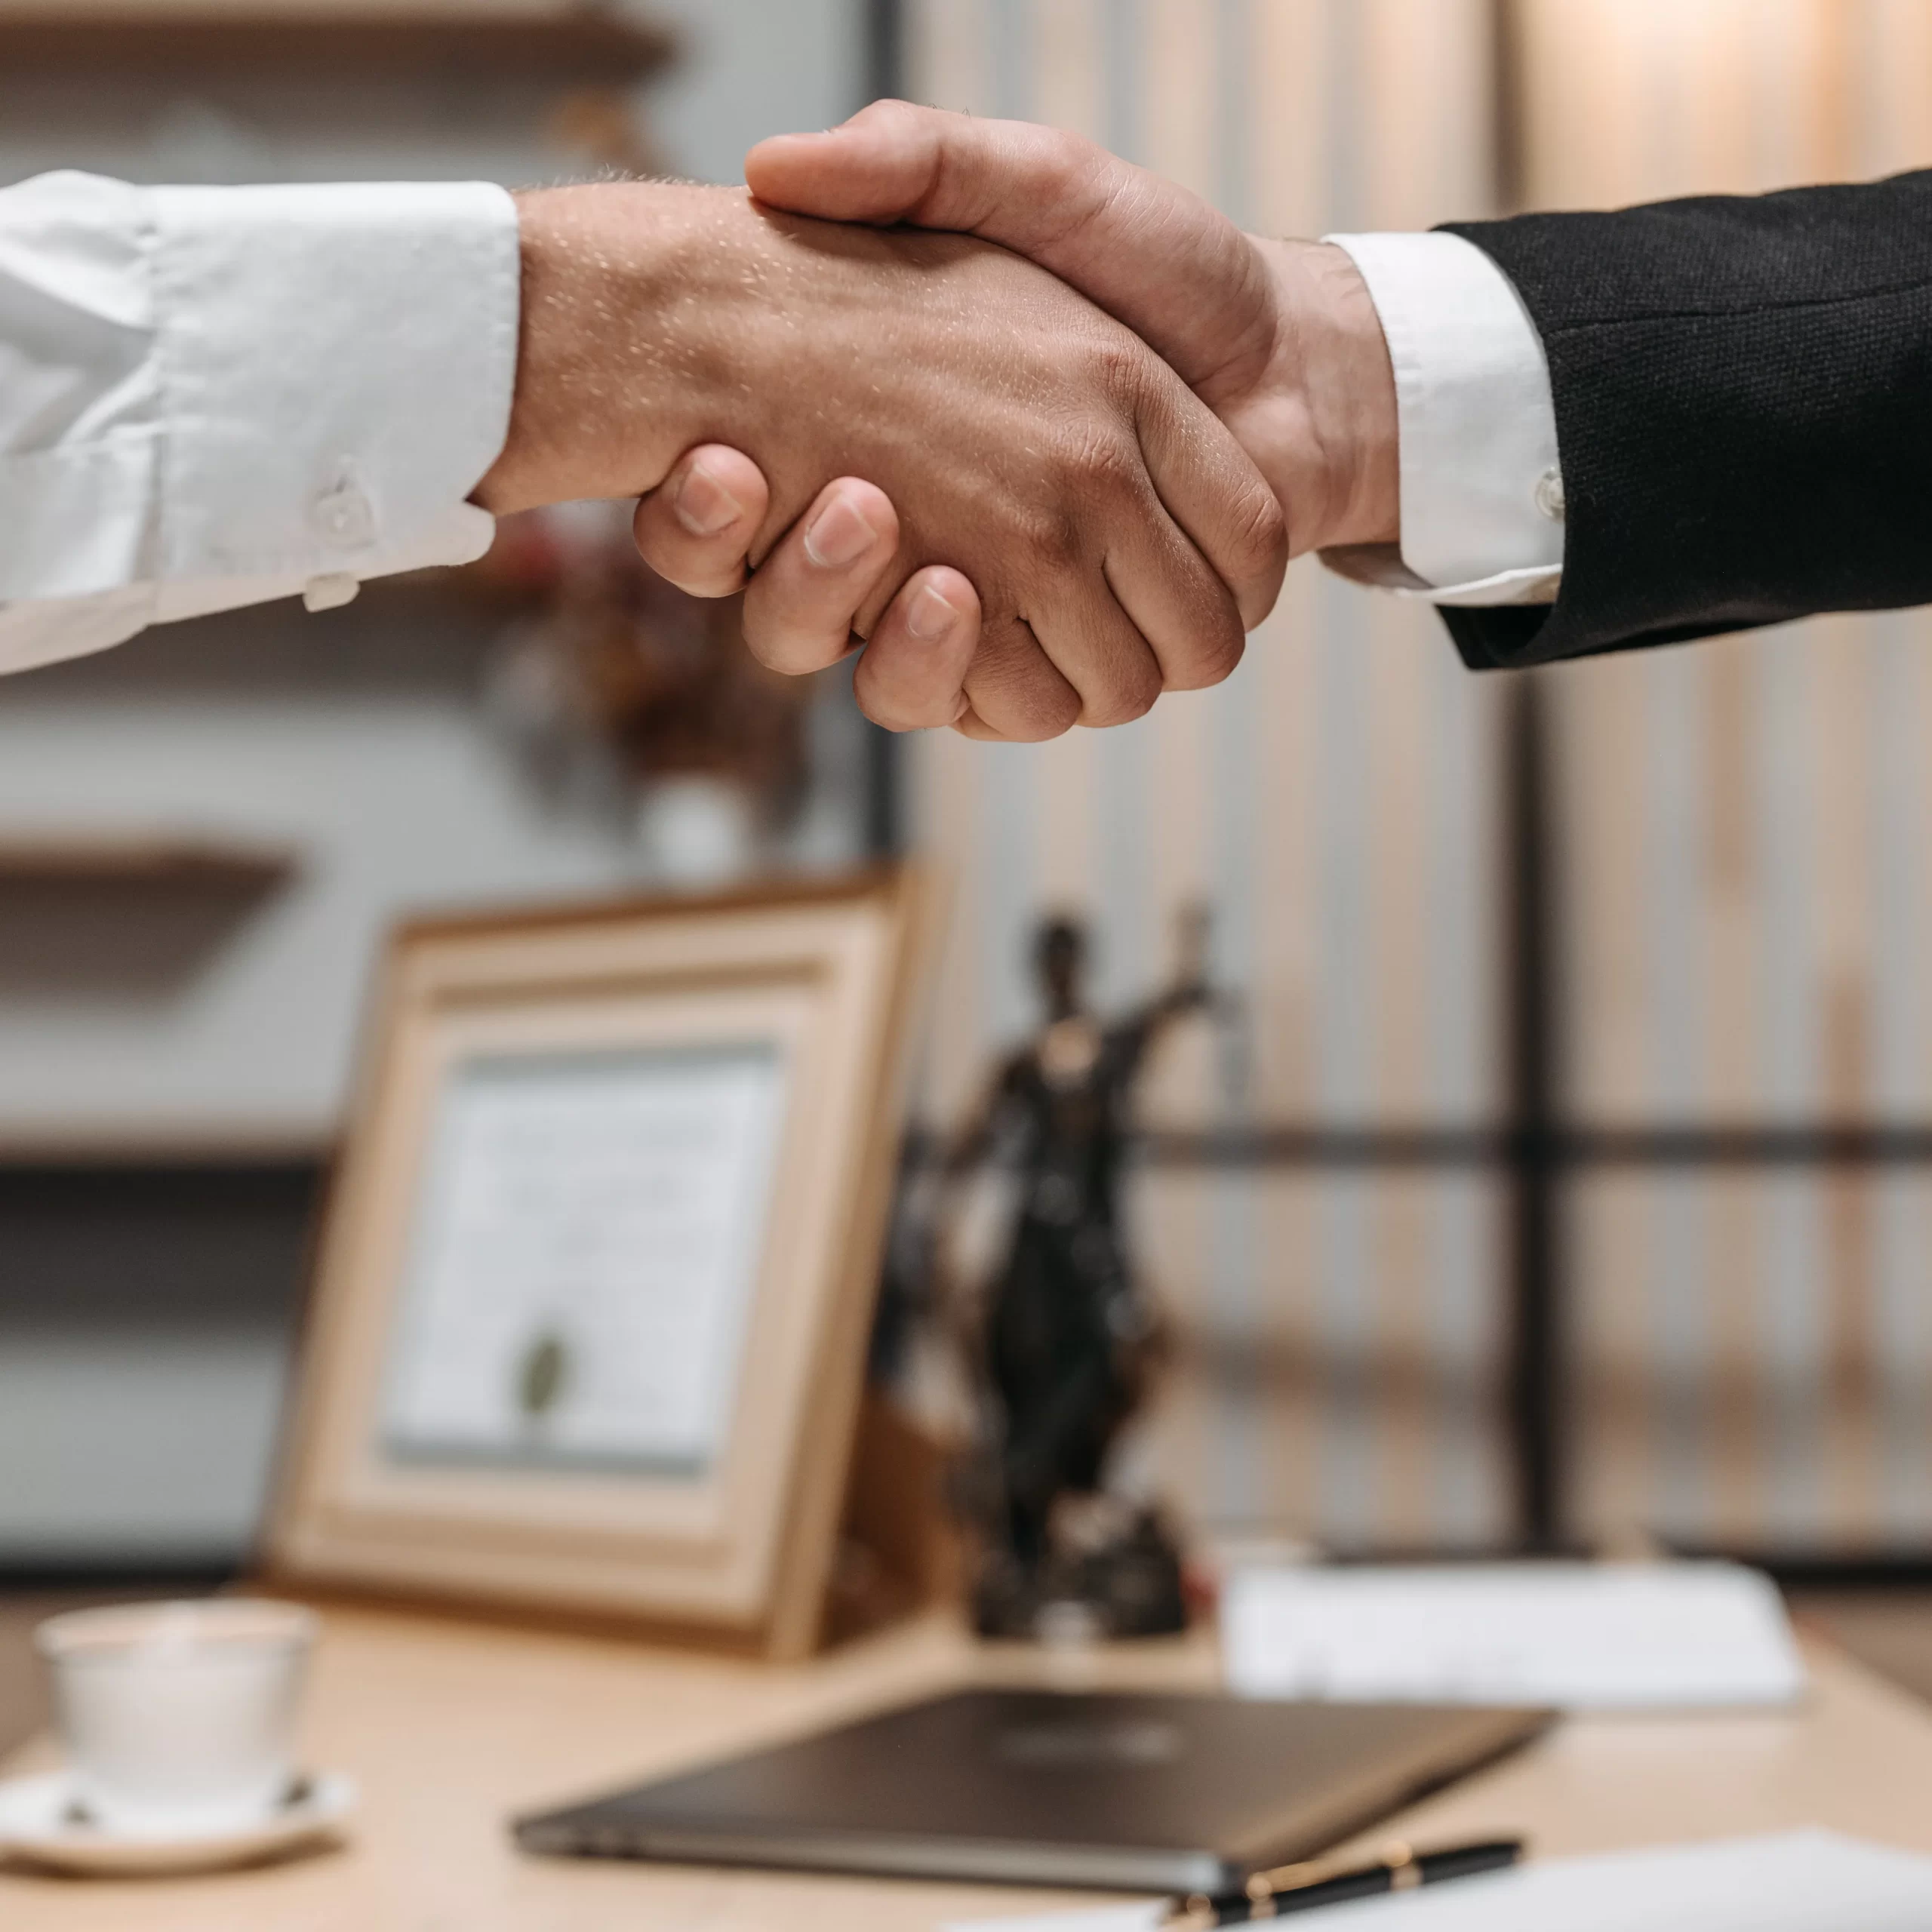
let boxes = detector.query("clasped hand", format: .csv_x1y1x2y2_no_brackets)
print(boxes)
475,103,1399,740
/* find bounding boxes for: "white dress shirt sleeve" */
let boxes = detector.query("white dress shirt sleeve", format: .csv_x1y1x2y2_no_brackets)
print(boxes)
1319,230,1564,608
0,171,520,677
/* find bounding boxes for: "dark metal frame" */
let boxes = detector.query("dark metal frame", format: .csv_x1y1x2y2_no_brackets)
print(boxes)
1503,678,1565,1547
860,0,909,858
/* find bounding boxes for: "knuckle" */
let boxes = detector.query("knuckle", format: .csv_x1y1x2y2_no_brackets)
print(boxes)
1124,651,1165,715
1165,605,1247,691
1017,500,1084,574
1176,627,1246,691
1086,428,1144,498
1031,128,1111,206
1083,661,1161,728
964,618,1081,742
1011,700,1078,743
1057,128,1109,177
860,97,917,134
1054,415,1142,511
1082,332,1152,410
1228,478,1288,578
977,672,1079,743
1030,675,1084,740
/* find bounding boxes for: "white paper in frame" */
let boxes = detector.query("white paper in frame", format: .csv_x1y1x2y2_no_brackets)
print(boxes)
266,868,935,1658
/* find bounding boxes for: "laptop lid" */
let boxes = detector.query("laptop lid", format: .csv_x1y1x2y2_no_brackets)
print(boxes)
513,1686,1549,1893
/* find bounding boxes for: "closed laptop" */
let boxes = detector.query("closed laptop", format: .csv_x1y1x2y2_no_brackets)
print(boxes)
513,1685,1550,1893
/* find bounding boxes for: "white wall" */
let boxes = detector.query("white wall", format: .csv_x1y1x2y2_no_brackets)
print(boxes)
0,2,877,1559
641,0,874,186
0,0,879,1151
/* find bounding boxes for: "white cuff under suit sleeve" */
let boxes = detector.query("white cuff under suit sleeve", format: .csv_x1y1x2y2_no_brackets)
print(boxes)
0,171,520,676
1319,229,1564,608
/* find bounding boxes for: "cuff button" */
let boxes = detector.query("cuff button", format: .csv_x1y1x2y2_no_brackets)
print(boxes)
1534,467,1566,521
310,460,377,549
303,572,361,614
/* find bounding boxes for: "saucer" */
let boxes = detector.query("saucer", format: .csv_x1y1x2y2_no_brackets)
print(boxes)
0,1769,356,1877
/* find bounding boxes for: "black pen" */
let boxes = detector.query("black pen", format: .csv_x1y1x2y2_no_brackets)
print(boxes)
1165,1836,1526,1926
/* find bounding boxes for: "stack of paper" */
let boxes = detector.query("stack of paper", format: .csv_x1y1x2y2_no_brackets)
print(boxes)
942,1831,1932,1931
1219,1561,1805,1709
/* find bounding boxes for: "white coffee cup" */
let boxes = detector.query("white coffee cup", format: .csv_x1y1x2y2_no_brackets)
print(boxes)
35,1598,318,1838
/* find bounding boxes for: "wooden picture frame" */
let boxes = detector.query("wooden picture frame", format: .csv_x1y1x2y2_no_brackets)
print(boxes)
266,868,934,1659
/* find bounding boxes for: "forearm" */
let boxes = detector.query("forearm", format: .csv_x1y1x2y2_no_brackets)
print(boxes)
1440,168,1932,668
475,184,709,517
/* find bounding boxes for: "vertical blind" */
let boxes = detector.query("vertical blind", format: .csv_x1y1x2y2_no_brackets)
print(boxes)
903,0,1512,1547
903,0,1932,1555
1518,0,1932,1550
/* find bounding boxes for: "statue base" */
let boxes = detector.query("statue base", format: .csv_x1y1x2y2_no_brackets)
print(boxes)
971,1507,1189,1641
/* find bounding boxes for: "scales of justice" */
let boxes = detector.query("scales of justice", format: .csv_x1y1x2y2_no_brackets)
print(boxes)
920,903,1239,1641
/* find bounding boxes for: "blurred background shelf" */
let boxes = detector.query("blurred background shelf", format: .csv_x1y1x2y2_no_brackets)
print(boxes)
0,832,300,890
0,6,675,82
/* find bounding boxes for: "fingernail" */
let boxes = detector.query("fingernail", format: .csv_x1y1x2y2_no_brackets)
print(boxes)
906,580,961,641
802,493,881,570
673,460,743,537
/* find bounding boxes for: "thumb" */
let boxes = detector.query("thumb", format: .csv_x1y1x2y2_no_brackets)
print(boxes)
747,98,950,225
746,100,1278,398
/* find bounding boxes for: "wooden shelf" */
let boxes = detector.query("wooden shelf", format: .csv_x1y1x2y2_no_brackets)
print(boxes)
0,832,299,888
0,1127,334,1163
0,8,675,82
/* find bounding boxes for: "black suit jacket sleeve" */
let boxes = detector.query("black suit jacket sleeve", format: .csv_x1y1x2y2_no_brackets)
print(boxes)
1433,169,1932,671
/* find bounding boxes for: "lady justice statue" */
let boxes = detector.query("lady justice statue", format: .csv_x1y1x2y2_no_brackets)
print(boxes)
937,906,1217,1638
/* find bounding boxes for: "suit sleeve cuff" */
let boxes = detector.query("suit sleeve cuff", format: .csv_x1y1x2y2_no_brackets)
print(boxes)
1318,229,1564,602
148,180,519,595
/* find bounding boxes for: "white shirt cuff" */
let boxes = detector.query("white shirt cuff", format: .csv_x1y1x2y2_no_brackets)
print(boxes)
1320,544,1561,608
1321,230,1564,605
0,172,518,675
149,179,517,593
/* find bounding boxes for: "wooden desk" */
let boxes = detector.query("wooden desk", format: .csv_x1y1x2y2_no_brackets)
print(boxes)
5,1604,1932,1929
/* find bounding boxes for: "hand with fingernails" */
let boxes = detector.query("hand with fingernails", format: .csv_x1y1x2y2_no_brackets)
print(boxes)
626,100,1399,738
632,447,983,735
477,176,1286,742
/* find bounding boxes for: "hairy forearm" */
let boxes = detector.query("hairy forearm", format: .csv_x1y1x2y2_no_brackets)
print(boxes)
475,186,694,515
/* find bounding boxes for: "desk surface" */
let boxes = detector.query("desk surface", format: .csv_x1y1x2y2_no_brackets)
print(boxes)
5,1602,1932,1930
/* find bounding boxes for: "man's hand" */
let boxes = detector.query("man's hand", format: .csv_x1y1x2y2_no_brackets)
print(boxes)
475,180,1284,740
749,103,1398,558
631,103,1400,730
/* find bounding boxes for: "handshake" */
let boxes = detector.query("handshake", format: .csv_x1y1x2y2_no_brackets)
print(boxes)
473,101,1399,742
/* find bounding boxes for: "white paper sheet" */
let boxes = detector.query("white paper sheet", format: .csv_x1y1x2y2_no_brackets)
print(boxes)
942,1832,1932,1932
1220,1561,1805,1709
381,1041,787,1472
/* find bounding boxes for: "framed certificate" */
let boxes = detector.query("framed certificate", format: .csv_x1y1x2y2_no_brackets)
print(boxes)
379,1041,789,1476
267,869,934,1657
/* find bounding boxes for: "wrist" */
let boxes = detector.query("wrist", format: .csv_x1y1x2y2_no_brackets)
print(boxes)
1240,238,1398,556
474,186,700,516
